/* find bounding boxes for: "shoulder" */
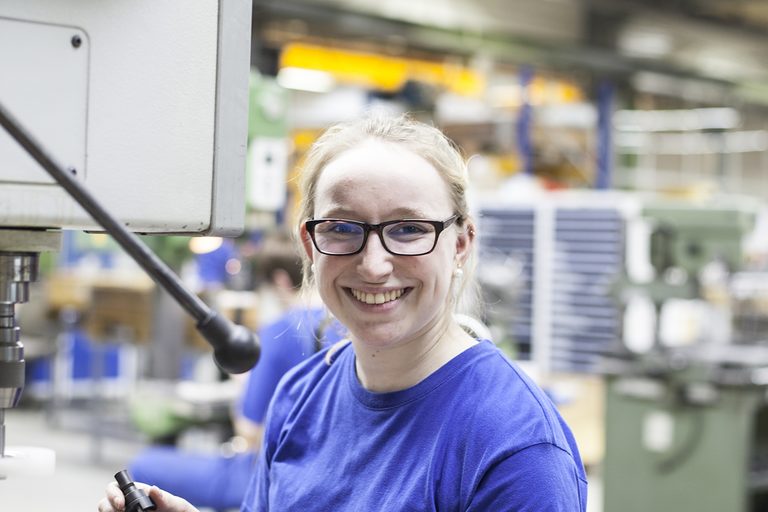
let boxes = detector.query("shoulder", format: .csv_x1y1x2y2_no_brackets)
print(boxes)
268,339,351,408
259,340,352,452
454,343,587,508
456,341,547,411
455,342,576,453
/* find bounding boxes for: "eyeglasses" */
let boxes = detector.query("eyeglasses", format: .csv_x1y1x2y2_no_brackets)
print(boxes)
305,215,459,256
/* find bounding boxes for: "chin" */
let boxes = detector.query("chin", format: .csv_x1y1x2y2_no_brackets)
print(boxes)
348,324,408,349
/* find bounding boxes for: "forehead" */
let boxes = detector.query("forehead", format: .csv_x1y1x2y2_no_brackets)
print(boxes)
314,139,453,219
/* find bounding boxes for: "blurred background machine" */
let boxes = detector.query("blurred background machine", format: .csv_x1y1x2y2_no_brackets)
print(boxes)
477,189,638,469
602,199,768,512
475,189,768,509
603,344,768,512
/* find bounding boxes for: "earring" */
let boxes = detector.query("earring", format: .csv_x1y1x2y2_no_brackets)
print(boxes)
453,266,464,279
311,263,316,274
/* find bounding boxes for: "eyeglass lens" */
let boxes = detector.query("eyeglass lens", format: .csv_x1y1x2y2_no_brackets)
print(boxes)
313,220,438,255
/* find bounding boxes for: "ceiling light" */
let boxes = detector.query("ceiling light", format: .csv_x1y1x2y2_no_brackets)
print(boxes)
276,67,336,93
189,237,223,255
618,29,673,58
614,107,740,132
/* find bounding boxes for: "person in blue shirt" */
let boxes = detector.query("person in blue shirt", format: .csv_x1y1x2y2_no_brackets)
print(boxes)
99,113,587,512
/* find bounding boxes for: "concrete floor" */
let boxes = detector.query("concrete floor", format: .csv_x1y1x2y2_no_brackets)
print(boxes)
1,406,146,511
1,406,603,512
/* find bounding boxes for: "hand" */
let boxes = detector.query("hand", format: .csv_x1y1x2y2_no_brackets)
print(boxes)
97,481,199,512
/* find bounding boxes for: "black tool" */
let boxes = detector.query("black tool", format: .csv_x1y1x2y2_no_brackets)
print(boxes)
115,469,157,512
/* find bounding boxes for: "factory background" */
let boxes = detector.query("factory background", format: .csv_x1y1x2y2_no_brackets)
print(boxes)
3,0,768,510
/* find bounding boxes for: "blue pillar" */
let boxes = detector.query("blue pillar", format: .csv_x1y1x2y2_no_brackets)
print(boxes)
516,66,534,176
596,80,615,190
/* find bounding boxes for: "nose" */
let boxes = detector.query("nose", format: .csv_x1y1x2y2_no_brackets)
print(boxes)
356,230,393,281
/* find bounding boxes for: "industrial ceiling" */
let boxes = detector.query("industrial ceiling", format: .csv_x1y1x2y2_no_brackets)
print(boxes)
251,0,768,106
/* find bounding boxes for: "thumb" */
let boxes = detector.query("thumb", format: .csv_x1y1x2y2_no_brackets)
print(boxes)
147,486,197,512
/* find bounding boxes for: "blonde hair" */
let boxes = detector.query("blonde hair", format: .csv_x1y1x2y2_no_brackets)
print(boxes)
296,112,482,319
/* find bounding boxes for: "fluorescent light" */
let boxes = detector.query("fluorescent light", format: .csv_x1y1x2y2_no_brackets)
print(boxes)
277,67,335,93
616,130,767,155
618,28,672,58
614,107,740,132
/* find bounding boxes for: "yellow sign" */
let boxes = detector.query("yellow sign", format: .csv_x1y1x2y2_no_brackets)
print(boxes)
280,43,485,96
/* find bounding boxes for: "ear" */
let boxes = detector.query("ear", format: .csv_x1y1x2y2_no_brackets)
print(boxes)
299,222,315,263
455,220,475,267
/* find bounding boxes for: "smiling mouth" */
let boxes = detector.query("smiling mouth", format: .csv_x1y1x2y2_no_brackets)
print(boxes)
349,288,407,305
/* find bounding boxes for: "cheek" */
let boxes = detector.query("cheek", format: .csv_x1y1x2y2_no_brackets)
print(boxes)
429,248,459,297
414,256,452,294
314,258,343,298
314,259,332,285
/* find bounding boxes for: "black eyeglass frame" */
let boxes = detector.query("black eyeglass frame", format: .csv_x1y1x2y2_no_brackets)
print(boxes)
305,214,460,256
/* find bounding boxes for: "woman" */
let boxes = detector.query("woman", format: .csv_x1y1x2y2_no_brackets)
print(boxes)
99,113,587,511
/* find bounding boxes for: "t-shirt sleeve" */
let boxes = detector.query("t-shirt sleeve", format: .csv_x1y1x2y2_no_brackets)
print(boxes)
466,442,588,512
240,356,310,512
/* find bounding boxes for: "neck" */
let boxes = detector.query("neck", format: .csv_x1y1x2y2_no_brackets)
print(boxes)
352,319,477,393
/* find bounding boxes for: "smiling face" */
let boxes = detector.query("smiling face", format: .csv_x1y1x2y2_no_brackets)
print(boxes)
301,138,472,351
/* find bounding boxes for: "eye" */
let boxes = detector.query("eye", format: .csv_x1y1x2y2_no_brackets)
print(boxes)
317,221,362,237
386,221,433,240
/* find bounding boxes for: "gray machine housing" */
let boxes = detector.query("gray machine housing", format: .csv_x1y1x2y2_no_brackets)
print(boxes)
0,0,252,236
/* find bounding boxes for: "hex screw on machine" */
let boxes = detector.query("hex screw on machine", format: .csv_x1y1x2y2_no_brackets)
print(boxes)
115,469,156,512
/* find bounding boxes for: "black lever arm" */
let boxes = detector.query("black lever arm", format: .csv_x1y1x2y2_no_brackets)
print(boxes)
0,102,259,374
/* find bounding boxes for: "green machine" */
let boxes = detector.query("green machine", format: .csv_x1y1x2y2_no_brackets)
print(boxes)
603,200,768,512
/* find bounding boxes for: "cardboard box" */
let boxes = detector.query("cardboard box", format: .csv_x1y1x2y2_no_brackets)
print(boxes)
82,276,155,343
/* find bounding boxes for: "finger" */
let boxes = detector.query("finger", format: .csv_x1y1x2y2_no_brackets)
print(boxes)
97,496,117,512
104,481,125,510
148,486,196,512
149,485,179,507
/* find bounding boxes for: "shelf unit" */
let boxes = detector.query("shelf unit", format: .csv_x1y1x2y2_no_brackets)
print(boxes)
476,190,633,374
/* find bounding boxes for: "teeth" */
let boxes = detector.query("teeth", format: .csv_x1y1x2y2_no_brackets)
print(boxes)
352,288,404,305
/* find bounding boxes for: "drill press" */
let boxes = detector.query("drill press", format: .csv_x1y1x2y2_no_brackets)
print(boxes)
0,0,257,483
0,230,60,474
0,98,259,477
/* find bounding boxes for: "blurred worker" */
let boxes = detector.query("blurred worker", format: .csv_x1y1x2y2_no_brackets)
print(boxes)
127,230,340,511
100,113,586,512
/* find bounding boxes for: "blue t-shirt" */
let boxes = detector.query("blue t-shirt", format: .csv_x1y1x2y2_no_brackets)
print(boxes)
242,340,587,511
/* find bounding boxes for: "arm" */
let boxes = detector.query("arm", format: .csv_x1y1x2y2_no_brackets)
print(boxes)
466,443,587,512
